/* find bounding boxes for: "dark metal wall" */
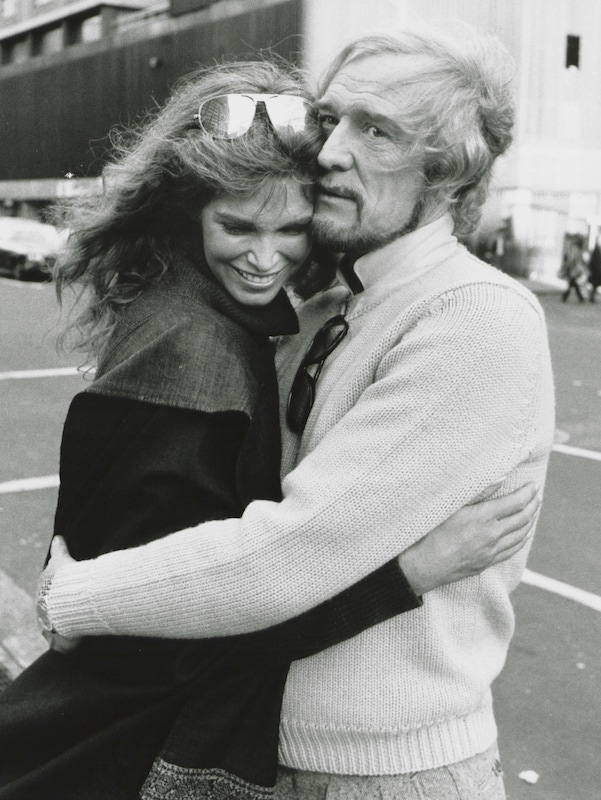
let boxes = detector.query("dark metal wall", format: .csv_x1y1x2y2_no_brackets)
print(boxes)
0,0,302,181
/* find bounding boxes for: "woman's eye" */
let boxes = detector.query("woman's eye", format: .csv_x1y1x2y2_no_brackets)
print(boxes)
319,114,338,131
282,226,311,236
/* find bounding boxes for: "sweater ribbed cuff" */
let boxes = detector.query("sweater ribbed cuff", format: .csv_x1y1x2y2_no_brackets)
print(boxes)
47,561,114,638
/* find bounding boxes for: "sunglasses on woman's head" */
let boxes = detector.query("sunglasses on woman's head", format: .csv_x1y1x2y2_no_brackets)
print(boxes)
193,94,318,140
286,315,349,435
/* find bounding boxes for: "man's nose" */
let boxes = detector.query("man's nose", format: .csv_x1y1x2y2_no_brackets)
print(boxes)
246,239,283,272
317,121,353,171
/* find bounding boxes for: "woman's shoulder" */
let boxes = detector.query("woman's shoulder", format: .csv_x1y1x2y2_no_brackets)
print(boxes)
88,291,259,417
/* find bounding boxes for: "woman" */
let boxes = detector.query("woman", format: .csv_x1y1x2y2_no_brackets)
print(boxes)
0,60,537,800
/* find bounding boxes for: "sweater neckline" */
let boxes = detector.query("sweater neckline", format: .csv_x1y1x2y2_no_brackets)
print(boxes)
349,214,460,296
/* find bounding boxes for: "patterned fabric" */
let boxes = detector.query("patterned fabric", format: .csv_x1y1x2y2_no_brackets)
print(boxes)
273,744,505,800
142,761,274,800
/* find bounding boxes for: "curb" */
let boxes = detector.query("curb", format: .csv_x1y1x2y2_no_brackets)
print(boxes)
0,569,47,684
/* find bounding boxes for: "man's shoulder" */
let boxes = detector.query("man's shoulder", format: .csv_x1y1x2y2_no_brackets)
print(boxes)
424,248,545,322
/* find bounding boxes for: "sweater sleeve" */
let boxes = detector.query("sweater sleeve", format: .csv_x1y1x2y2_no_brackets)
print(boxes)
48,285,553,639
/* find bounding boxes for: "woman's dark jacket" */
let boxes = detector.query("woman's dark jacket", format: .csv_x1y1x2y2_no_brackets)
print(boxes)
0,258,421,800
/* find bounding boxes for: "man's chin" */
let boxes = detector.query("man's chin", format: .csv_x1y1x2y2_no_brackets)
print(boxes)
312,216,360,252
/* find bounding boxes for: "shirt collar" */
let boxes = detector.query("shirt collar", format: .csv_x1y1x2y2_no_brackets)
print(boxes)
341,214,459,296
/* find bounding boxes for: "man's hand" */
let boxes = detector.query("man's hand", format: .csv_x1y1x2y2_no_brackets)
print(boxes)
398,482,541,596
36,536,81,653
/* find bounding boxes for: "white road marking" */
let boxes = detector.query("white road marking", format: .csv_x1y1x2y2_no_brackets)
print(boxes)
0,367,90,380
522,569,601,613
552,443,601,462
0,278,44,290
0,475,59,494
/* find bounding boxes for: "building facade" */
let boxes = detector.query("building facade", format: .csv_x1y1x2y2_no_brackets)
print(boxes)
2,0,601,279
0,0,302,209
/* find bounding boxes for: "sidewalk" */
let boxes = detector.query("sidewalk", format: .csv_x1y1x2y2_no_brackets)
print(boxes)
0,568,47,686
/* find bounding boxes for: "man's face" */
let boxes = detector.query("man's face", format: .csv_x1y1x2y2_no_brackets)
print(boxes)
314,54,429,254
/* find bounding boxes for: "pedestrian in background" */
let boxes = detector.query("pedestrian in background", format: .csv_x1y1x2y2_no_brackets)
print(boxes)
587,236,601,302
560,235,587,303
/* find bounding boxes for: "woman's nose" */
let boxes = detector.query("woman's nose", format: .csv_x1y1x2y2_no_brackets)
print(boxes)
317,121,353,172
246,240,283,272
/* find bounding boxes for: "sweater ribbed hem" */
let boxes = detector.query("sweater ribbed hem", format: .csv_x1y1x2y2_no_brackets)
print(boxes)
278,701,497,775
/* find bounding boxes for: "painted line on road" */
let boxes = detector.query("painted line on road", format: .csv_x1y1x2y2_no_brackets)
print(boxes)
0,367,91,380
522,569,601,613
552,443,601,462
0,277,44,290
0,475,59,494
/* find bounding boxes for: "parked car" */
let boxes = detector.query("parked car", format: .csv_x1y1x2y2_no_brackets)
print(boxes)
0,217,66,282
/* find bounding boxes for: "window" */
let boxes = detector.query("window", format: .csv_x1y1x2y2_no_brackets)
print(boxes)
32,24,63,56
2,35,29,64
1,0,17,19
65,13,103,46
566,34,580,69
81,14,102,42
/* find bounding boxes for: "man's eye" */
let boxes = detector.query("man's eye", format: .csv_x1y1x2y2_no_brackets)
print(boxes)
222,226,248,235
366,125,386,138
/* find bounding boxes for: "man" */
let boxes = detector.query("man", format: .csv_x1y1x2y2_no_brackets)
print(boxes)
40,25,554,800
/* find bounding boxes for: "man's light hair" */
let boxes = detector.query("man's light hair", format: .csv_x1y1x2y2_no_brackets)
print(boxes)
319,24,515,239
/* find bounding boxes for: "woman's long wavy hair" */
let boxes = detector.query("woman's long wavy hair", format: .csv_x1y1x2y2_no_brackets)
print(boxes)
319,25,515,240
54,58,323,359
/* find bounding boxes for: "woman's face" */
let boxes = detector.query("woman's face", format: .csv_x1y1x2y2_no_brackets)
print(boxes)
200,178,314,306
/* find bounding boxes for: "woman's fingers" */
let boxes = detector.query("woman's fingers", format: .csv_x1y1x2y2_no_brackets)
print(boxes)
490,496,541,563
49,535,73,564
474,482,539,521
42,629,80,653
495,491,541,537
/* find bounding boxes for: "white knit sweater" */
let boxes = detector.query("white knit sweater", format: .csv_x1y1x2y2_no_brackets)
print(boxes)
48,214,555,775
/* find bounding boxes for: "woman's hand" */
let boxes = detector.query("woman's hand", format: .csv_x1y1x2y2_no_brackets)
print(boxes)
398,482,541,596
36,536,81,653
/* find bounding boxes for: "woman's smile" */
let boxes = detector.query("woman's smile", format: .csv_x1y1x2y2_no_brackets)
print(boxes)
231,263,288,286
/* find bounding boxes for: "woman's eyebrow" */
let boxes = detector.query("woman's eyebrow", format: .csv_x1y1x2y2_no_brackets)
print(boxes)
214,212,257,228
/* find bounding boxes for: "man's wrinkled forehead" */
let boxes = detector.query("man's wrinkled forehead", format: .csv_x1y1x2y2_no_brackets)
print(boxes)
318,53,435,109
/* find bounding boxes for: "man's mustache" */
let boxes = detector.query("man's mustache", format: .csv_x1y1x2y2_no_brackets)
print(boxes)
317,183,364,212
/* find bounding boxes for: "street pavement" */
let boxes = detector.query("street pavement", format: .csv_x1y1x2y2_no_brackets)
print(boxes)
1,274,600,798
